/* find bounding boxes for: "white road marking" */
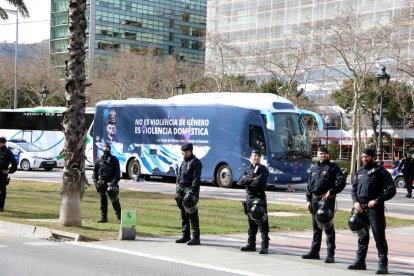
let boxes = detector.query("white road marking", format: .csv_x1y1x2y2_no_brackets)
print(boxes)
73,243,267,276
25,242,61,246
0,245,8,248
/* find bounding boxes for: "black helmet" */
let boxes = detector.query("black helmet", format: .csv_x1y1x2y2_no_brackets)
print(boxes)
106,185,119,202
315,201,334,229
249,199,267,225
348,208,368,239
182,193,198,214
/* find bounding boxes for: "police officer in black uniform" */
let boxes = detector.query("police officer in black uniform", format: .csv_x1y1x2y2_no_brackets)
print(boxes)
0,137,17,212
93,143,122,224
302,147,346,263
238,150,270,254
348,148,396,274
396,150,414,198
175,143,202,245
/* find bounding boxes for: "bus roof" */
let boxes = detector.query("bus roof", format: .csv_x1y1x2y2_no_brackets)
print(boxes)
98,92,298,113
0,106,95,114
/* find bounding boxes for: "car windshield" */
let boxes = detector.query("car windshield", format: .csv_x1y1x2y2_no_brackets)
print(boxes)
16,143,46,152
267,113,312,160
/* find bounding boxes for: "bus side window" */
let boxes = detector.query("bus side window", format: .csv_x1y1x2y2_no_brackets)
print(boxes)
249,125,266,155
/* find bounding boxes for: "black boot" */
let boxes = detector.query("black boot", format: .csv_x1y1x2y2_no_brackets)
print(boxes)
259,247,268,254
302,253,320,259
240,243,256,252
175,236,191,243
116,213,121,224
97,213,108,223
348,261,366,270
187,238,201,245
376,266,388,274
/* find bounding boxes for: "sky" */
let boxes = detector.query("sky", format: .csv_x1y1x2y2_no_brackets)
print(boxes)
0,0,50,44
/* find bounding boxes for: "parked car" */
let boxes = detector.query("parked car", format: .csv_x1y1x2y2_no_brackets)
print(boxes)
6,140,57,171
391,168,414,189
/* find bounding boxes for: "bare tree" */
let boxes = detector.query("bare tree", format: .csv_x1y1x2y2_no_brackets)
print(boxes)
254,37,313,106
312,9,390,180
59,0,90,227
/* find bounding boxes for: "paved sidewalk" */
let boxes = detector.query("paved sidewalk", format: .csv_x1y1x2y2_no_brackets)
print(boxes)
77,226,414,276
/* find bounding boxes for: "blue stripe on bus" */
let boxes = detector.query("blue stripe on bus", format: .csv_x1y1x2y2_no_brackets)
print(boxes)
10,130,23,139
158,154,172,166
44,137,64,151
32,131,45,143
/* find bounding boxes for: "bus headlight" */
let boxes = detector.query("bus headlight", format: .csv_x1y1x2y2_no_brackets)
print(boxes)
269,167,283,174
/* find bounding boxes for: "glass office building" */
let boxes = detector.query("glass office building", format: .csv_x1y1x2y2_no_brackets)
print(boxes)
206,0,413,82
51,0,206,74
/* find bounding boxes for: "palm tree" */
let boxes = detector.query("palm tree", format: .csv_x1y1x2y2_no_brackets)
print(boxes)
59,0,91,226
0,0,29,19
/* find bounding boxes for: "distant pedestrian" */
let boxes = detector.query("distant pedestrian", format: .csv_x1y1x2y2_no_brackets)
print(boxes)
93,143,122,224
396,150,413,198
237,150,270,254
302,147,346,263
348,148,396,274
0,137,17,212
175,143,202,245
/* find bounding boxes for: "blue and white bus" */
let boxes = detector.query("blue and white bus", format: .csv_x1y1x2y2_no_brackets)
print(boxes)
0,107,95,166
93,93,312,188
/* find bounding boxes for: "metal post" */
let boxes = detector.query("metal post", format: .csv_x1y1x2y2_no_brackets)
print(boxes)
14,10,18,109
339,112,343,159
376,89,384,164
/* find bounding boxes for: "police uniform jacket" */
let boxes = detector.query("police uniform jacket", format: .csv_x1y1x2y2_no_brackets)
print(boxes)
93,153,120,186
397,157,414,176
351,163,396,204
0,146,17,174
176,154,202,197
306,160,346,202
238,163,268,198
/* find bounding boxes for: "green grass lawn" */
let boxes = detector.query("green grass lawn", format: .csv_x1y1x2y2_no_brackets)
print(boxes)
1,180,413,241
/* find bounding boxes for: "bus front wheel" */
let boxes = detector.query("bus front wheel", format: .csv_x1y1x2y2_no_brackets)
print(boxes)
127,158,141,180
216,164,233,188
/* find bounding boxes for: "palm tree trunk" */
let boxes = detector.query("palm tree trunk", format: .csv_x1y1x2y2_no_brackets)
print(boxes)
59,0,90,227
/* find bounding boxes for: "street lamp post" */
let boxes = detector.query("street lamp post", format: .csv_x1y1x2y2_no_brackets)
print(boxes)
324,115,330,147
4,9,19,109
339,112,343,160
375,65,390,165
40,85,49,107
175,79,186,95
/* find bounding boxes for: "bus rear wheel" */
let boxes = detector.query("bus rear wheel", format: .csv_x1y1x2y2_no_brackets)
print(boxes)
127,158,141,180
216,164,233,188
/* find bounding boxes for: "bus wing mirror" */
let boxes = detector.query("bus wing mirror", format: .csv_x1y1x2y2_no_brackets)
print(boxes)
299,109,324,130
260,109,275,131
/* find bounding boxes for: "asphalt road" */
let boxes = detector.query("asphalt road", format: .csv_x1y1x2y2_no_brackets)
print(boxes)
12,168,414,220
0,232,239,276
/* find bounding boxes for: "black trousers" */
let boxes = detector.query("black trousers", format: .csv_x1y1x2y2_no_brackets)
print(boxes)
176,195,200,238
246,198,269,248
356,204,388,267
404,174,413,195
98,184,121,218
310,198,336,256
0,175,7,209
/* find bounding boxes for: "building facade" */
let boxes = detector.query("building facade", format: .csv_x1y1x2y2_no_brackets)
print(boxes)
206,0,413,86
51,0,206,74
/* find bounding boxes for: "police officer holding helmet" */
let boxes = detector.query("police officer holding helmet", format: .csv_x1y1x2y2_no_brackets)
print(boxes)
0,137,17,212
237,150,270,254
175,143,202,245
348,148,396,274
303,147,346,263
93,143,122,224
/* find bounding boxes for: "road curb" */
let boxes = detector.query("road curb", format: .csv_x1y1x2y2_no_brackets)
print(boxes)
0,220,85,241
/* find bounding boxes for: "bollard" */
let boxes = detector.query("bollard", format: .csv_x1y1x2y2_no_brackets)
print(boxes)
118,210,137,240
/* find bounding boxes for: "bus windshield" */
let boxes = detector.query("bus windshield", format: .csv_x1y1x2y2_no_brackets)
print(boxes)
267,113,312,160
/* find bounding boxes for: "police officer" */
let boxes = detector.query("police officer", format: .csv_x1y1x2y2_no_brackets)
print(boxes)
93,143,122,224
238,150,270,254
396,150,413,198
302,147,346,263
175,143,202,245
0,137,17,212
348,148,396,274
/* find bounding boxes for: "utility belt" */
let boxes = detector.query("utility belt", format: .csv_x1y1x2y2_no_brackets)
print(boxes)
246,193,265,199
312,194,336,201
357,197,373,205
